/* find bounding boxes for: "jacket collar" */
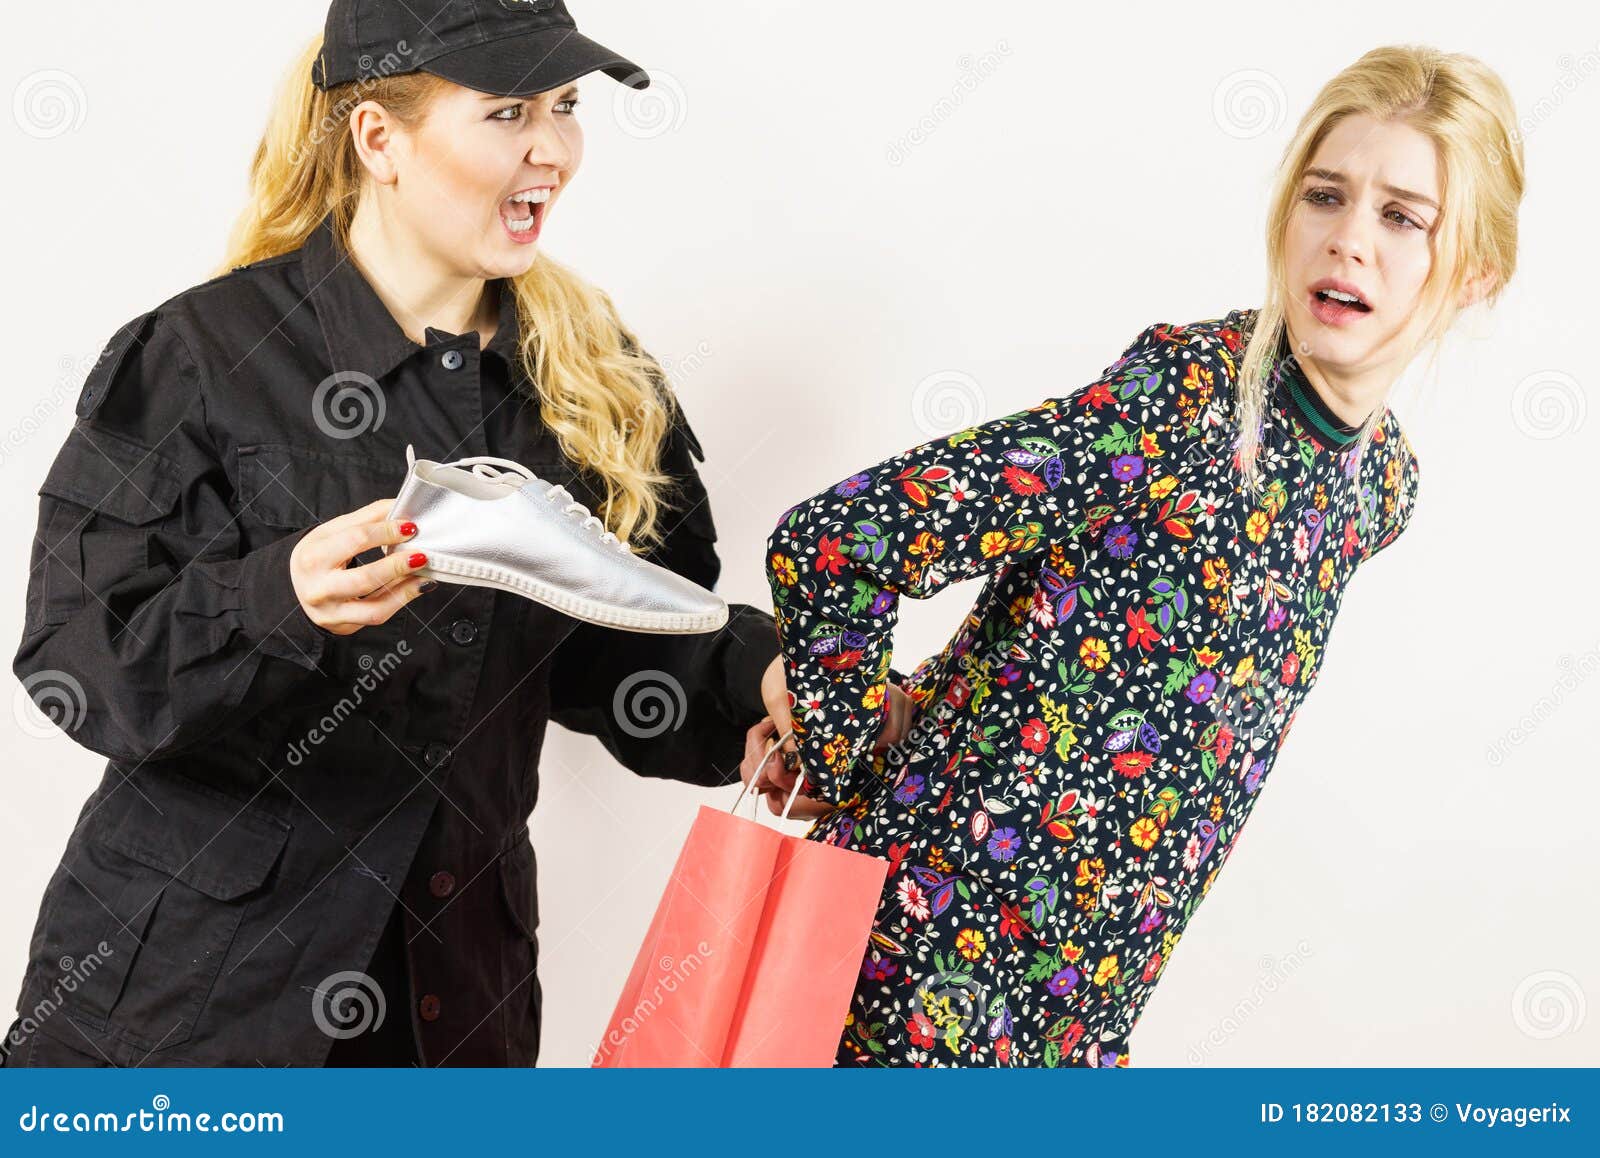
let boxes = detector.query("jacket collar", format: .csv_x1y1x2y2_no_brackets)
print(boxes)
301,212,522,381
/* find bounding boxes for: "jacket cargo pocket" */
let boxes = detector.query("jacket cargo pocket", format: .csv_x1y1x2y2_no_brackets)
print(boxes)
41,768,292,1051
27,848,162,1036
30,427,183,629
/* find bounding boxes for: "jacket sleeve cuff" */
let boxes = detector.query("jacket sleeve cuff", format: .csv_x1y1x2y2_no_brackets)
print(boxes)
239,528,332,671
725,605,782,723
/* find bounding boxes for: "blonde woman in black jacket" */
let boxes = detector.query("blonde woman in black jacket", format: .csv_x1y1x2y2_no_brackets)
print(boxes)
1,1,878,1068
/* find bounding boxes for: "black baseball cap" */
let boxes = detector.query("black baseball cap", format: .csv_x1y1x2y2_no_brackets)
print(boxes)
312,0,650,97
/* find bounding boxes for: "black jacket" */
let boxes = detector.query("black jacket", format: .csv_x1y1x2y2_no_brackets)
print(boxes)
8,213,779,1066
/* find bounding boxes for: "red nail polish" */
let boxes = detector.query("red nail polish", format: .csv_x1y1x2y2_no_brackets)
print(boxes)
408,552,427,569
400,521,418,537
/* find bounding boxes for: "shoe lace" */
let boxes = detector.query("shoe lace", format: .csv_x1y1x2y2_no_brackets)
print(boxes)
445,454,631,553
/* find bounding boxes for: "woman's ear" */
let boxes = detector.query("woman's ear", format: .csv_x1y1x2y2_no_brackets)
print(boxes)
349,99,400,186
1457,267,1499,309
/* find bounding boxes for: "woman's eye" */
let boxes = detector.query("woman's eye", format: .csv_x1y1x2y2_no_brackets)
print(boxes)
1303,189,1422,231
491,104,524,122
555,98,581,115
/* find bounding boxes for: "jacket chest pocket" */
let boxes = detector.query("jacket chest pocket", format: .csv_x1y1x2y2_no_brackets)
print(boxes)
35,768,290,1052
236,443,403,540
236,443,418,671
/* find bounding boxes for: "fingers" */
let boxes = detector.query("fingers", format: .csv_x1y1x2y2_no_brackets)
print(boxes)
306,503,431,602
299,576,432,637
312,498,401,545
741,718,779,790
301,499,415,574
760,747,797,797
765,787,831,819
761,763,798,798
886,685,914,746
748,733,831,819
330,542,431,602
774,732,798,770
741,717,808,804
758,658,797,741
328,573,435,631
743,715,830,821
758,761,808,811
762,742,800,792
870,685,913,753
290,502,442,635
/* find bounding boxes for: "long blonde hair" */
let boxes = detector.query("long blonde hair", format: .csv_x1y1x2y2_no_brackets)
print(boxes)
217,37,680,550
1236,44,1524,495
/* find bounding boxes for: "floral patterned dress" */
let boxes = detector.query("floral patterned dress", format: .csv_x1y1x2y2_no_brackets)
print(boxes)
764,307,1419,1067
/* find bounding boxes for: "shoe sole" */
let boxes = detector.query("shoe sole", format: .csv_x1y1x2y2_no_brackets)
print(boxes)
418,553,728,635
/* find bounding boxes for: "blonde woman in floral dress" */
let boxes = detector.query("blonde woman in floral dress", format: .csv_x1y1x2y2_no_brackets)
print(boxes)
747,45,1523,1067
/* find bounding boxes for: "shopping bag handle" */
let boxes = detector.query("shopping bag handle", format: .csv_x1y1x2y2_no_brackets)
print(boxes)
730,727,810,823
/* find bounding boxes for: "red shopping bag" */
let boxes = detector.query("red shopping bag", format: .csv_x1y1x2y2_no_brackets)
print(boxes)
592,732,888,1067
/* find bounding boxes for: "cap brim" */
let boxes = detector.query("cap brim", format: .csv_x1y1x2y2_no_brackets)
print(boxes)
420,28,649,98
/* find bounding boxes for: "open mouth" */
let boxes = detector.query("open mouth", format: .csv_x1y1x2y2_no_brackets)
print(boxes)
500,187,551,236
1311,284,1371,314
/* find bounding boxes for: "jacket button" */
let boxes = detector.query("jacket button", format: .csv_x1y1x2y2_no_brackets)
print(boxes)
448,619,477,646
429,870,456,898
423,741,451,767
419,994,441,1021
441,349,464,371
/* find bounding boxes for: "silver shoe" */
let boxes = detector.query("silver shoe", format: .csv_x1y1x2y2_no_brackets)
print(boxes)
383,444,728,634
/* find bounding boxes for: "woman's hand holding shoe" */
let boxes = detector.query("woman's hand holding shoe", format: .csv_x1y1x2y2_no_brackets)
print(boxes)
289,499,435,636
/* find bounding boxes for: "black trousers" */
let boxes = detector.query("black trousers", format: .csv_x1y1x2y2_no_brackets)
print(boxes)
323,900,423,1067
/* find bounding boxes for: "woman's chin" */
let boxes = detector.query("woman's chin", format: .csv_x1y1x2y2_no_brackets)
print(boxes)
482,241,542,279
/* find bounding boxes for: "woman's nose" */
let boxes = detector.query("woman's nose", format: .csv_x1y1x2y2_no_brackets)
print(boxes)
1328,215,1372,264
525,123,572,171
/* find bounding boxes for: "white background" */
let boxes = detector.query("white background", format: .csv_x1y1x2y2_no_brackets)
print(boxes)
1,1,1596,1067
